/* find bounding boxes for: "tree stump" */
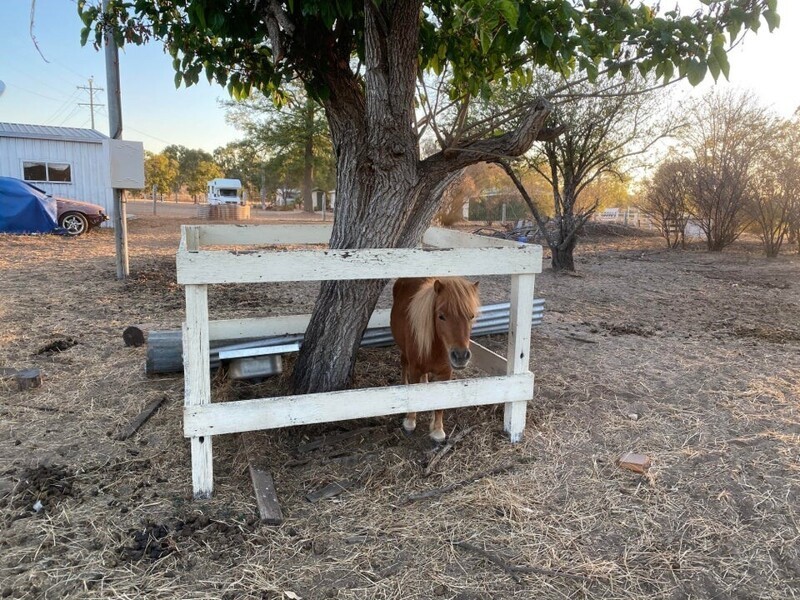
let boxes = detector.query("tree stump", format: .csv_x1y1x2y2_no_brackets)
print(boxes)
16,368,42,391
122,326,146,348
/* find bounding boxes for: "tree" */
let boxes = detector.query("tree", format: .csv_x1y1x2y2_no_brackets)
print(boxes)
500,74,675,270
81,0,778,393
224,85,334,211
681,90,775,251
144,151,179,199
746,118,800,257
187,160,225,201
163,145,216,201
639,155,694,248
213,141,267,203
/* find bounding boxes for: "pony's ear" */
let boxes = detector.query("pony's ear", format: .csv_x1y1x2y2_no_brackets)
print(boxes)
433,279,443,294
472,280,480,289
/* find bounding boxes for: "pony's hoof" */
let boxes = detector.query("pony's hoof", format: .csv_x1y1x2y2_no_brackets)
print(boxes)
429,429,446,443
402,418,417,434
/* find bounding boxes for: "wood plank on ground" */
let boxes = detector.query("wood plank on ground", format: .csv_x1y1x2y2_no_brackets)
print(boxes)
116,396,167,441
241,432,284,525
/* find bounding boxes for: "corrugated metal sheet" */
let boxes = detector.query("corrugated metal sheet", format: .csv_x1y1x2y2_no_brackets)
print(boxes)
0,122,108,144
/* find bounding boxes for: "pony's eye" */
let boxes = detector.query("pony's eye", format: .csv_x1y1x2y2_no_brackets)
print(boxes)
438,314,446,321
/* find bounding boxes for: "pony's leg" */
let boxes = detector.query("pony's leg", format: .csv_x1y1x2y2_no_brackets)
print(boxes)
428,368,452,443
402,370,427,434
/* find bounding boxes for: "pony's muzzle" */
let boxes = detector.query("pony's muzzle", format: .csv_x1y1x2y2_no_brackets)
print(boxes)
449,348,471,369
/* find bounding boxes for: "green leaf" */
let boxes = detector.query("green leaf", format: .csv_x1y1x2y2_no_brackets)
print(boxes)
707,53,720,81
480,29,491,54
710,44,730,80
174,71,182,89
539,19,555,48
662,60,674,84
686,59,707,86
497,0,519,29
763,9,780,32
586,61,598,83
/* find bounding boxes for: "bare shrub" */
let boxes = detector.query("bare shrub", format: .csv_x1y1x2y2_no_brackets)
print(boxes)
639,156,693,248
682,91,776,251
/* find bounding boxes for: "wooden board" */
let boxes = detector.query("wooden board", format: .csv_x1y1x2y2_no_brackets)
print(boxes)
423,227,524,249
184,373,533,437
177,245,542,285
198,223,333,247
241,432,284,524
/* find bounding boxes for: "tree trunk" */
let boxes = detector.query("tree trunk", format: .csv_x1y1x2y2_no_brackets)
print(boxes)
289,2,553,394
551,235,578,271
302,100,315,212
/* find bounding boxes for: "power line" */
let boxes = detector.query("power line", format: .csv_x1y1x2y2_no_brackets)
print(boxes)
45,90,82,124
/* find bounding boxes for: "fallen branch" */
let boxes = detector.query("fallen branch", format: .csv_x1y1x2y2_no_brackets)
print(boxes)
565,333,599,344
305,479,356,503
115,396,167,441
297,425,381,454
403,461,519,504
454,541,588,583
424,425,477,476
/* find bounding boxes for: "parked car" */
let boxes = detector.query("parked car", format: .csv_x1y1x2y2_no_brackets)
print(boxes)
54,194,109,236
0,177,108,236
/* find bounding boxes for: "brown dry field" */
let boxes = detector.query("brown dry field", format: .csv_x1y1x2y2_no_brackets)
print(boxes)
1,208,799,600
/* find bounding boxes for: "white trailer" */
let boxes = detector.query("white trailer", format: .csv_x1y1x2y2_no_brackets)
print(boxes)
207,178,243,206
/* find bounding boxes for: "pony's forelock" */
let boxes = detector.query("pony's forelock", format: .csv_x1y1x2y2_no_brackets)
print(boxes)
406,278,480,358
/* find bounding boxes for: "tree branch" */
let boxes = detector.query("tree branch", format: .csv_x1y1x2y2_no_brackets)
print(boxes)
497,160,552,246
420,98,555,177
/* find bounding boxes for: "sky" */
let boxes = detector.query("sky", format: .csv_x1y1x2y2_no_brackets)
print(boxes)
0,0,798,155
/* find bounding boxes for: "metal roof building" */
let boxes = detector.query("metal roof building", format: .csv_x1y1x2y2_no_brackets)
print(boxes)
0,122,114,221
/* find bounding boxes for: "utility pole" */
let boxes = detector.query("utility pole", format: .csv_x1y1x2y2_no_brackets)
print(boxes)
103,0,129,279
77,77,105,130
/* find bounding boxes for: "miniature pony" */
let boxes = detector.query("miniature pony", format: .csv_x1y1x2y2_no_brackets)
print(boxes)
390,277,480,442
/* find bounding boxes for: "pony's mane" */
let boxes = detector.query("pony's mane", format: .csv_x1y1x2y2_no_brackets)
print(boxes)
406,278,481,358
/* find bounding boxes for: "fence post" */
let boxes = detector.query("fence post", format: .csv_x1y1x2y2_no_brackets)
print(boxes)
504,273,535,442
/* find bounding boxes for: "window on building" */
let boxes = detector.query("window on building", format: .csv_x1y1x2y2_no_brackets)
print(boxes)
23,161,72,183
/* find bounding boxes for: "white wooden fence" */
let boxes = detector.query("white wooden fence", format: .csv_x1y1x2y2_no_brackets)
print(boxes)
177,224,542,499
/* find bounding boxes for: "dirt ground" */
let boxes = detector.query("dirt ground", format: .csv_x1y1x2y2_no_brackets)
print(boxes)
1,209,799,600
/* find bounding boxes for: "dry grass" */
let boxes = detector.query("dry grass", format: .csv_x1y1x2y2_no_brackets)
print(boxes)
1,210,799,599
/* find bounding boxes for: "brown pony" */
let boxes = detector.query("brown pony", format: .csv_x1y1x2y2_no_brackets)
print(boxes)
390,277,481,442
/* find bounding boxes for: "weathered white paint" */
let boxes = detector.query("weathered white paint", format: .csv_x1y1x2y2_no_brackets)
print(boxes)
423,227,530,250
183,285,213,499
178,223,541,498
0,133,114,219
198,223,333,246
177,245,542,284
504,274,536,442
184,373,533,437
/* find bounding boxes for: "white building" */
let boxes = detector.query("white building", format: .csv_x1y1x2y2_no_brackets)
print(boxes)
0,122,129,222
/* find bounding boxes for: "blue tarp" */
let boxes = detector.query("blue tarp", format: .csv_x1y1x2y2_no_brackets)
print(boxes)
0,176,58,234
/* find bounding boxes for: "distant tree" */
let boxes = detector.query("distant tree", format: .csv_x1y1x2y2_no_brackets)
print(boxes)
224,85,334,211
144,151,179,199
213,141,266,201
747,119,800,257
163,145,216,201
784,113,800,254
187,160,225,202
682,90,775,251
639,156,694,248
501,75,675,271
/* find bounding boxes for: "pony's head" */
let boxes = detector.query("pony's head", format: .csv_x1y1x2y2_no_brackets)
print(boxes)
433,278,480,370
